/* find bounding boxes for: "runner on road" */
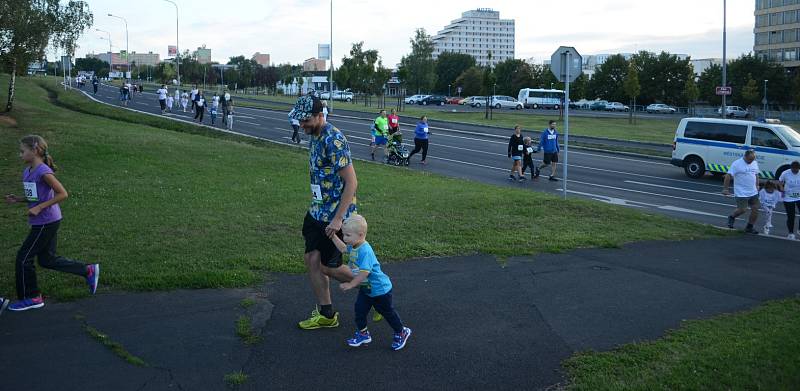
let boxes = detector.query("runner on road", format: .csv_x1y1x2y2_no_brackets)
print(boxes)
537,120,560,182
407,116,430,164
779,160,800,240
507,126,525,181
157,85,169,114
723,150,760,234
371,110,389,161
92,77,99,94
194,91,206,123
190,85,199,113
289,95,358,330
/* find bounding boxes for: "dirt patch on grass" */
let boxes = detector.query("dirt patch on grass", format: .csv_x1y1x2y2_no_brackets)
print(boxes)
0,114,18,127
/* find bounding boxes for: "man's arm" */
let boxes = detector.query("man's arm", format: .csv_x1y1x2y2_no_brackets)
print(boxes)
326,164,357,234
723,173,732,195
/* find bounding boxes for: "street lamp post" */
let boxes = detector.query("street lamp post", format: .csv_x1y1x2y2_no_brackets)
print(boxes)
763,79,769,117
96,29,112,55
721,0,728,118
330,0,334,112
108,13,129,80
448,84,451,97
163,0,180,86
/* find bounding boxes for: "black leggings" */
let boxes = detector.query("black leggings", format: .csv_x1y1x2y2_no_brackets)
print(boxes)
785,201,800,232
16,220,87,299
408,138,429,161
194,106,205,122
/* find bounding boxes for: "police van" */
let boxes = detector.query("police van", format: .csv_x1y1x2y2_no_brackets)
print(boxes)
671,118,800,179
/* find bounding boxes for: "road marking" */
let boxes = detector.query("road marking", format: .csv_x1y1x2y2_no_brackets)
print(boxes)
624,180,724,196
239,120,260,126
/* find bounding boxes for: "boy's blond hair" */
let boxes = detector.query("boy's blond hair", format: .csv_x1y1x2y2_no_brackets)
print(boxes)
343,214,368,236
523,136,531,144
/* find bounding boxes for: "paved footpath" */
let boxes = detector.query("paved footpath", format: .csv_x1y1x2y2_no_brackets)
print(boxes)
1,236,798,390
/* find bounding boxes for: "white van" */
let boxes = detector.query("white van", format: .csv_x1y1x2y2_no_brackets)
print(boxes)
671,118,800,179
517,88,563,109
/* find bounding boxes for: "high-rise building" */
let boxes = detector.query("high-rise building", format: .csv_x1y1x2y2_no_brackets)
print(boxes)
754,1,800,69
303,58,326,72
86,52,160,69
432,8,515,67
252,52,270,67
196,46,212,64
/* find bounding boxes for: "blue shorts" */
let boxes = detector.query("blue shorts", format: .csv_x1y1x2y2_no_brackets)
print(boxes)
375,136,388,146
512,155,522,161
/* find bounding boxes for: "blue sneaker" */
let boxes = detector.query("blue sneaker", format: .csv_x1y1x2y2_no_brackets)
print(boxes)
392,327,412,351
86,264,100,295
0,297,9,316
347,330,372,347
9,296,45,312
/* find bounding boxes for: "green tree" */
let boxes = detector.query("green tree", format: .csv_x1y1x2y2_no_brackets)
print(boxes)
75,57,108,76
623,62,640,123
684,77,700,115
792,73,800,107
493,59,535,97
632,51,694,106
397,28,436,94
697,64,722,106
587,54,629,102
434,51,475,95
741,76,761,109
727,54,788,106
454,66,483,96
335,42,382,94
1,0,93,111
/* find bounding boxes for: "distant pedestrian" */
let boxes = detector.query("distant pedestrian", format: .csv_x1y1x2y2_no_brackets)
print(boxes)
126,81,133,101
507,125,525,181
759,180,781,235
289,109,302,143
388,109,400,135
190,85,199,112
157,84,169,114
4,135,100,312
779,160,800,240
92,77,99,94
210,93,220,125
537,120,560,181
166,93,175,113
327,215,412,351
322,100,329,122
174,88,181,107
194,91,206,123
222,90,233,125
180,92,189,113
723,150,760,234
119,82,130,106
407,115,429,164
371,110,389,161
520,136,540,181
227,107,234,130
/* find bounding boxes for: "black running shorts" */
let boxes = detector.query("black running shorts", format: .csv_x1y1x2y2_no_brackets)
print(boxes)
543,152,559,164
302,212,343,268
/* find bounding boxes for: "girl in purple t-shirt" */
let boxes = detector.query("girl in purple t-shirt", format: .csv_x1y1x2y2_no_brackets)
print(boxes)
3,135,100,312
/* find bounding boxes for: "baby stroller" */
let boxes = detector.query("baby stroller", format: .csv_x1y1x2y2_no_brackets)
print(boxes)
384,132,410,166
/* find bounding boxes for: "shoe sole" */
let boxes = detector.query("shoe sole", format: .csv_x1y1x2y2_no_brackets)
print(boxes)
299,321,339,330
0,299,9,316
393,328,412,351
89,264,100,295
348,337,372,347
9,302,44,312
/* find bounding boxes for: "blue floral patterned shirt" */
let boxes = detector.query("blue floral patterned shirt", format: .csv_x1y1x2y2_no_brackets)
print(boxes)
308,123,357,222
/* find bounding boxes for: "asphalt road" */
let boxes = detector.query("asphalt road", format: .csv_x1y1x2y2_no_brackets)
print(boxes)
83,84,798,239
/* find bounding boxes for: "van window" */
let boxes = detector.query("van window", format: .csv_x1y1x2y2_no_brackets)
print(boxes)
684,121,747,144
751,127,787,150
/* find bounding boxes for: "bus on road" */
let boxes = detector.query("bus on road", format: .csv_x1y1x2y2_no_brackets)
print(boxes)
517,88,564,110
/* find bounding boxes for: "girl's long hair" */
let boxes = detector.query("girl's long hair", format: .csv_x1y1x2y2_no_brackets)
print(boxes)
20,135,57,171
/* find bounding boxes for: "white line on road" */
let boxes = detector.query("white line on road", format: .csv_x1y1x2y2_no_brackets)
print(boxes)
239,120,260,126
624,180,725,196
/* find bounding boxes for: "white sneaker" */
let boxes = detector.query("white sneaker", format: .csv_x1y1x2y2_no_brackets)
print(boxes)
763,227,771,235
788,234,796,240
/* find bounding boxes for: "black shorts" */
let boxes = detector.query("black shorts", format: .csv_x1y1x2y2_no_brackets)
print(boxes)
543,152,559,164
302,212,343,268
159,99,166,110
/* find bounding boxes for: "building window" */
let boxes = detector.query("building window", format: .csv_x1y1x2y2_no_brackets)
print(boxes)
770,30,783,43
771,12,784,26
784,48,797,61
786,10,797,24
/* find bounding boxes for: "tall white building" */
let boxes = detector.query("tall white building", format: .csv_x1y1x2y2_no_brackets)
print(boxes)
432,8,515,67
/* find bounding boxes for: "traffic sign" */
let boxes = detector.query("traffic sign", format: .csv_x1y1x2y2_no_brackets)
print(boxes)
716,86,732,96
550,46,582,83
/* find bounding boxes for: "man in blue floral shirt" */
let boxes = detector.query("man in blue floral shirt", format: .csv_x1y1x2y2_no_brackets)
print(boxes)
290,95,359,330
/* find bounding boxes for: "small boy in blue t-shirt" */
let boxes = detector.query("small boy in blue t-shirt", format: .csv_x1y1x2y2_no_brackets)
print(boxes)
328,215,412,351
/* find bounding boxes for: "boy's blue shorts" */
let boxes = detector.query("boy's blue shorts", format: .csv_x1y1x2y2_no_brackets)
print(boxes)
375,136,388,145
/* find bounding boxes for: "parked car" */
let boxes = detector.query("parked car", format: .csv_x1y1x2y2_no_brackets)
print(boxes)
569,99,592,109
716,105,750,118
489,95,524,110
470,96,495,108
404,94,430,105
319,89,353,102
605,102,630,112
589,100,609,111
419,95,447,106
646,103,677,114
463,96,486,106
446,96,462,104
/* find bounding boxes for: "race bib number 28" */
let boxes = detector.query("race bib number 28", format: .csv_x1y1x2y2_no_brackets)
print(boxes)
23,182,38,202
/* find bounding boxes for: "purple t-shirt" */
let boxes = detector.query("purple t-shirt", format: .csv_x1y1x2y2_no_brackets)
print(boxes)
23,163,62,225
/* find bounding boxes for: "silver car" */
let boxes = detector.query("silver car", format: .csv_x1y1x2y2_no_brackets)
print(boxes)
717,105,750,118
646,103,676,114
489,95,524,110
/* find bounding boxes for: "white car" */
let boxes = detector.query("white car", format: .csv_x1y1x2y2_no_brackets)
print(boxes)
717,106,750,118
671,118,800,179
490,96,524,110
646,103,677,114
404,95,430,105
605,102,630,112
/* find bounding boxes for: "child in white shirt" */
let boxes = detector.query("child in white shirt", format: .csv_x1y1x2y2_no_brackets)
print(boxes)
759,180,782,235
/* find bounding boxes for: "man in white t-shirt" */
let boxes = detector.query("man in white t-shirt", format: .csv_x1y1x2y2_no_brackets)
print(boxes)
157,85,169,114
723,150,761,234
779,160,800,240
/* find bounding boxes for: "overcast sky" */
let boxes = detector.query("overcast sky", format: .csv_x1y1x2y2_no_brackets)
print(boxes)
74,0,755,66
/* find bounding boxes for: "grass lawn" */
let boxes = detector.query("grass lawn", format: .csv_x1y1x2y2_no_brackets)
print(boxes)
564,298,800,390
0,74,722,300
